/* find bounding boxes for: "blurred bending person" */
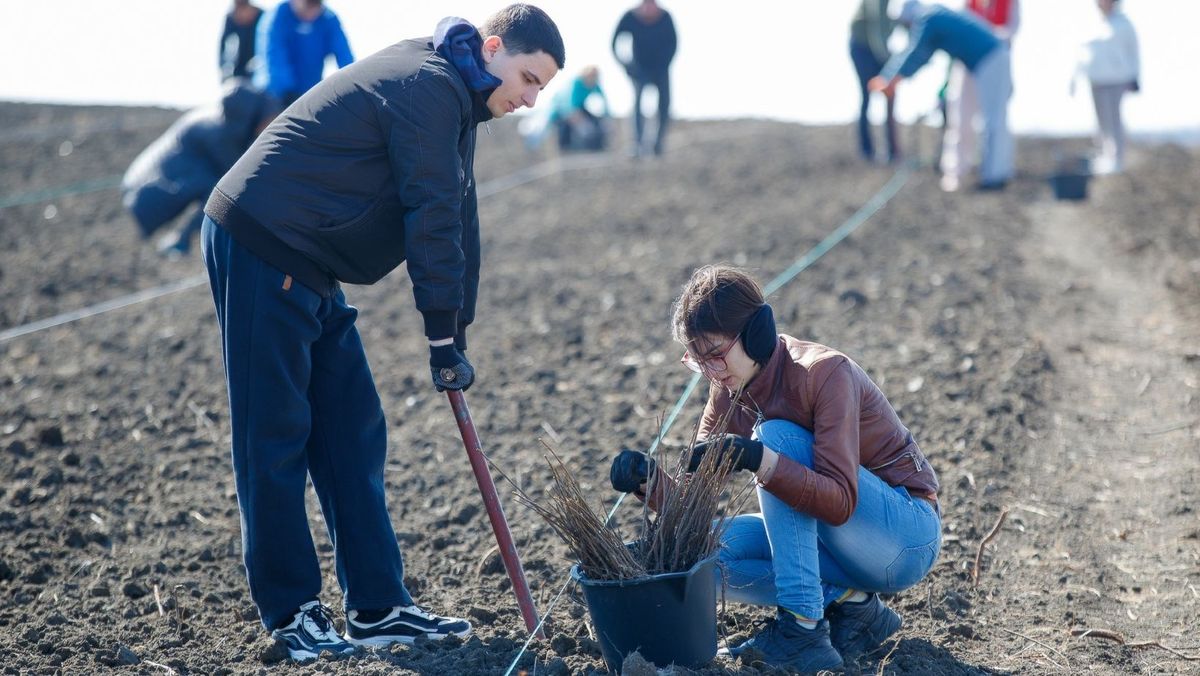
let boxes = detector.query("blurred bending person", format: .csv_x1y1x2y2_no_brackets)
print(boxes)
220,0,264,80
872,1,1013,191
200,5,564,663
552,65,609,151
121,79,273,257
254,0,354,107
1074,0,1139,175
608,265,940,672
612,0,677,157
942,0,1020,192
849,0,899,164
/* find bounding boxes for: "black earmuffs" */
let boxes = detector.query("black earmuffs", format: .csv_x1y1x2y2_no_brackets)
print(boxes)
738,304,777,365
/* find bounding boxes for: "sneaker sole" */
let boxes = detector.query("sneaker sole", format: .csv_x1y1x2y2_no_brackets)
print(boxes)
286,647,320,663
283,644,356,662
343,626,472,648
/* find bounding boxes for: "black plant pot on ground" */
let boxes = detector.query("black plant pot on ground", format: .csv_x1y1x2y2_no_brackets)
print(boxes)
570,552,719,672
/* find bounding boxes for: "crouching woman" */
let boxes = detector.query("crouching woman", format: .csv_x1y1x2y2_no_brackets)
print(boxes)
609,265,941,672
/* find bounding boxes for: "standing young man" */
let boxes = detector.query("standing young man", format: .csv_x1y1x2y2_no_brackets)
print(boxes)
200,4,564,662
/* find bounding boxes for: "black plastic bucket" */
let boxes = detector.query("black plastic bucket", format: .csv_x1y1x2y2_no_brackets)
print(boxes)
571,553,718,672
1050,155,1090,201
1050,172,1089,201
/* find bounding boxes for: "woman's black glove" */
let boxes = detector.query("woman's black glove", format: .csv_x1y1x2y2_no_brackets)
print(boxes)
609,449,652,493
429,344,474,391
688,435,764,473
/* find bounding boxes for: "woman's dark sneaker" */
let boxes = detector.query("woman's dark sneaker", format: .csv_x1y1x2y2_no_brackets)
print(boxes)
343,605,472,647
271,601,356,662
726,609,843,672
826,593,902,658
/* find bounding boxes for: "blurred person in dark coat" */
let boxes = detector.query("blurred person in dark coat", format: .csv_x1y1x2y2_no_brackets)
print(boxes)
221,0,264,80
612,0,676,156
121,79,274,257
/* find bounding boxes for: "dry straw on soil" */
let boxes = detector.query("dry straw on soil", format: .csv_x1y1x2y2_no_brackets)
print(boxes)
514,388,757,581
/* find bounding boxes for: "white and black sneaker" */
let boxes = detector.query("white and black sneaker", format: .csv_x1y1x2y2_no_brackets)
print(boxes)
271,600,356,662
344,604,472,647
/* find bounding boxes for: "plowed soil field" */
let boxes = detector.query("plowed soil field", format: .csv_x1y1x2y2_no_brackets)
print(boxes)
1,101,1198,674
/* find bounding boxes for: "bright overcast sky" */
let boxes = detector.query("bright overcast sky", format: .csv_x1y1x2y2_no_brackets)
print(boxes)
1,1,1196,138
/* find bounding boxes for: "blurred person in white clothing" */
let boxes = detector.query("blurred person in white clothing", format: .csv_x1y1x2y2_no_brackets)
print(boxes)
1073,0,1140,175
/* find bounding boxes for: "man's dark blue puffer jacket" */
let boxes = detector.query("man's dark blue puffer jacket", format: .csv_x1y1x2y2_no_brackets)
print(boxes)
204,37,492,341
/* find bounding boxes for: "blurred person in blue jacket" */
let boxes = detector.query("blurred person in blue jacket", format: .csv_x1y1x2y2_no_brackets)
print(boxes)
121,79,275,257
552,66,609,151
254,0,354,107
220,0,264,80
612,0,677,157
849,0,899,164
941,0,1020,192
872,0,1013,191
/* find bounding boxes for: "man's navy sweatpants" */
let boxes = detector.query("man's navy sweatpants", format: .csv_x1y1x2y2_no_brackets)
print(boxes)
201,215,414,630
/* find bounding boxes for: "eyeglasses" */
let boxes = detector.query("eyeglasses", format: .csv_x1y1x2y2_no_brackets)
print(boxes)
680,339,737,374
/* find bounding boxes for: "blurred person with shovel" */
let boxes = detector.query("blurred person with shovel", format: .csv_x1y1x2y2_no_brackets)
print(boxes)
940,0,1020,192
872,0,1013,191
199,5,564,662
610,265,941,672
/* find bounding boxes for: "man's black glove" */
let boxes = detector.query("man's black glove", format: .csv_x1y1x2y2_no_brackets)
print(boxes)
429,343,474,392
687,435,764,473
609,449,653,493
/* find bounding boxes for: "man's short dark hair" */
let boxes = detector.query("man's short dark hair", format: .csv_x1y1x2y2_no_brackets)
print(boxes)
480,4,566,70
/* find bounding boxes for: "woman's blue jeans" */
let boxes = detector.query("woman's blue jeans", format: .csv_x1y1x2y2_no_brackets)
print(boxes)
717,420,941,620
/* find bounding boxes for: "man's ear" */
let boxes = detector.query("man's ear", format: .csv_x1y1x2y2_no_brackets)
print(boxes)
481,35,503,63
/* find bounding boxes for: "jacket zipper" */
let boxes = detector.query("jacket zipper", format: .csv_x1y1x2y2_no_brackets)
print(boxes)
868,450,925,473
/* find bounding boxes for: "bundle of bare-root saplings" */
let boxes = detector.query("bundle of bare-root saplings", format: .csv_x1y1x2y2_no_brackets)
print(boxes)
515,395,755,671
